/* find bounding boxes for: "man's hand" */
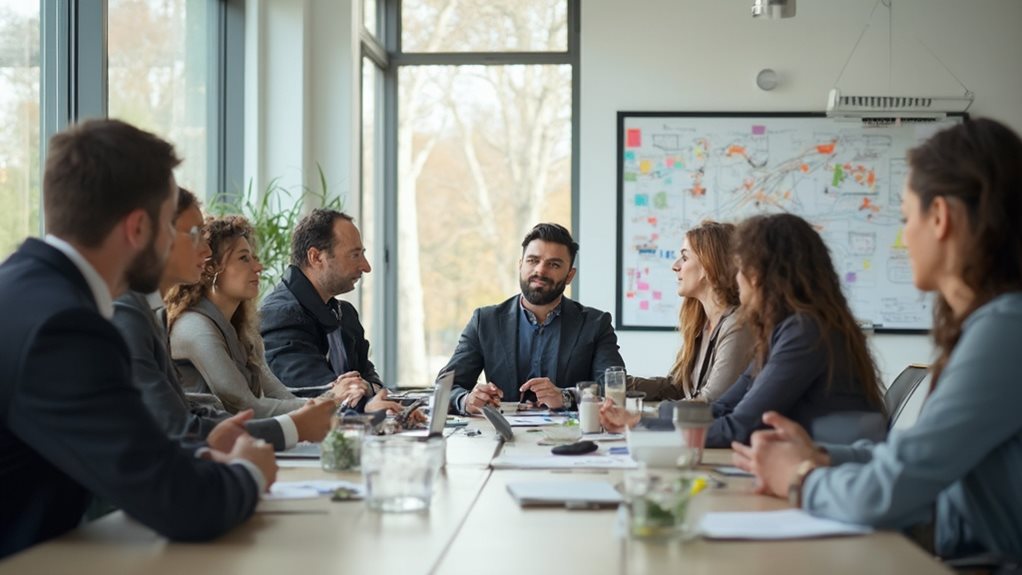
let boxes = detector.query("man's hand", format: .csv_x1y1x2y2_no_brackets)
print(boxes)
330,371,370,406
228,436,278,491
289,398,336,442
207,409,254,452
519,377,563,409
463,382,503,415
598,398,641,433
730,411,829,498
365,389,404,415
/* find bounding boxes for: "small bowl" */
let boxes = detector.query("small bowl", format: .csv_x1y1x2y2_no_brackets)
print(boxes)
626,428,688,467
542,424,583,443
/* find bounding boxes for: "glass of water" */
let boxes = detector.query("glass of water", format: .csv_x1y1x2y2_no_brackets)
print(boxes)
361,435,445,513
604,366,627,407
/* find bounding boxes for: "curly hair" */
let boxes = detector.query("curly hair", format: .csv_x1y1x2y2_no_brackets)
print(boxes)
165,215,263,368
907,118,1022,385
667,221,741,396
733,213,882,408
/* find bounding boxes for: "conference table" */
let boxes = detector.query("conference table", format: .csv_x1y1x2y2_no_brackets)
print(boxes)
0,411,950,575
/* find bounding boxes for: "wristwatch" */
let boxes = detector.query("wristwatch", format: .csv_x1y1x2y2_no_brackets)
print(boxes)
560,388,576,410
787,459,819,507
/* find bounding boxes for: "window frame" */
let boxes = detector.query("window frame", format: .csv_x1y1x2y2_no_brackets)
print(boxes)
362,0,580,386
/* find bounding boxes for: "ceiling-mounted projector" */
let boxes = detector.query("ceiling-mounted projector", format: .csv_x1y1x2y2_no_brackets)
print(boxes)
752,0,795,19
826,88,973,119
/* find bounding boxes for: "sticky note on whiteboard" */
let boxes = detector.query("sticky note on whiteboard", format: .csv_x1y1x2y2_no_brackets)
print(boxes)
639,300,650,311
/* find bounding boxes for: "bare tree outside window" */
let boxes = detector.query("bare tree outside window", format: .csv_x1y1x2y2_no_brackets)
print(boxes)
0,1,40,259
108,0,209,195
396,0,571,386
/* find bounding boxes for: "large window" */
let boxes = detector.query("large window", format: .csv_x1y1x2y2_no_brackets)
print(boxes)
383,0,575,387
108,0,211,194
0,1,40,259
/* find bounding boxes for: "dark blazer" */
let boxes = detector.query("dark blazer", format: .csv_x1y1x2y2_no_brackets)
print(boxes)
0,239,258,558
260,266,383,399
112,291,287,449
442,295,625,410
650,313,885,448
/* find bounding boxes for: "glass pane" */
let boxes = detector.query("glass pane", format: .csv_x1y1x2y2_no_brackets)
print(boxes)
360,57,379,356
108,0,209,195
402,0,567,53
397,64,572,387
0,1,41,259
363,0,378,39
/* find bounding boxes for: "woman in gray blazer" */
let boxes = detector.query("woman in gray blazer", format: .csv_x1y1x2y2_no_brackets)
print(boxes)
166,216,343,418
627,221,754,402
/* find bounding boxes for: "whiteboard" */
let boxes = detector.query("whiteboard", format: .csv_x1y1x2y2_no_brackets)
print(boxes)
615,112,963,332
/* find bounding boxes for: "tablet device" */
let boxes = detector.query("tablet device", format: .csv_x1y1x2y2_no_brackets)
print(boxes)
481,405,515,442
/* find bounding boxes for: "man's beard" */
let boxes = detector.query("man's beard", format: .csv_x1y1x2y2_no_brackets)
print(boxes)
520,274,566,306
125,235,165,293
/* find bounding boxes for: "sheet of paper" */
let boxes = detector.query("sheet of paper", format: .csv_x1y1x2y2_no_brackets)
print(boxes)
582,432,625,442
277,459,324,469
263,480,364,501
490,454,638,470
698,509,873,540
505,416,569,427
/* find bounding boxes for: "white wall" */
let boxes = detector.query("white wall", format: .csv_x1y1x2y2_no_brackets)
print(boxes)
578,0,1022,385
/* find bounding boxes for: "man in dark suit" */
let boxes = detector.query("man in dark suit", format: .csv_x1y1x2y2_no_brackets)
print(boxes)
442,223,625,415
260,209,399,414
0,119,275,559
111,188,336,451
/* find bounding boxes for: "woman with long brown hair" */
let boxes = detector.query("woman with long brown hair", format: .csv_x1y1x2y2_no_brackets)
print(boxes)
734,118,1022,561
628,221,754,401
603,213,885,448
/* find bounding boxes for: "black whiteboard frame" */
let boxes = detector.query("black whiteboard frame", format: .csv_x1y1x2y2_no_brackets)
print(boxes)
614,110,964,335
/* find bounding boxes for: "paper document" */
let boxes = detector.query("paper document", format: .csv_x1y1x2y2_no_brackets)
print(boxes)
505,416,569,427
582,432,625,442
264,480,364,501
698,509,873,540
490,454,638,470
507,481,623,508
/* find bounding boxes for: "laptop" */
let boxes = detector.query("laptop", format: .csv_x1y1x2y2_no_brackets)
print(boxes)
399,369,455,438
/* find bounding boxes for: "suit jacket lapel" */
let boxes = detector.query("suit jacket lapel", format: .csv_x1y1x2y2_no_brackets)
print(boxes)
556,298,584,386
497,297,520,388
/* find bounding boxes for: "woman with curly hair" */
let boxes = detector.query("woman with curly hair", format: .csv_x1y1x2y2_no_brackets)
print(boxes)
628,221,754,402
603,213,885,448
734,118,1022,561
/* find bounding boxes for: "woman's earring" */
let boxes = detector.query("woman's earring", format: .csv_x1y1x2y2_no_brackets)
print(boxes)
212,271,220,289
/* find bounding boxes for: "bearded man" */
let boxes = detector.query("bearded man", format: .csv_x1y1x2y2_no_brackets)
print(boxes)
441,223,624,414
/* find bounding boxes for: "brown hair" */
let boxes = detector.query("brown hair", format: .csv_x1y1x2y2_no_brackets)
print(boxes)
176,187,199,217
907,118,1022,385
44,119,180,247
165,215,262,367
667,221,741,395
290,208,354,268
733,213,882,408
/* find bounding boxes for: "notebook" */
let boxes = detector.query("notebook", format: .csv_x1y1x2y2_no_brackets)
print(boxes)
506,481,623,509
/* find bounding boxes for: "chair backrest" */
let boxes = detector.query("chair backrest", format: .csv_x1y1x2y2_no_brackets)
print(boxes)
884,364,929,429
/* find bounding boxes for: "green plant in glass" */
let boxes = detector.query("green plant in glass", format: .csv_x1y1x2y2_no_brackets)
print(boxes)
209,165,343,299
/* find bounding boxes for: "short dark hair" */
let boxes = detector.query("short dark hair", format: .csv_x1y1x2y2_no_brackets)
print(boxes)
290,208,354,268
521,223,578,266
176,187,199,217
43,119,181,247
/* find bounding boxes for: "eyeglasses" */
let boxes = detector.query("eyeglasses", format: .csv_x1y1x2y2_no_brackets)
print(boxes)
185,225,204,247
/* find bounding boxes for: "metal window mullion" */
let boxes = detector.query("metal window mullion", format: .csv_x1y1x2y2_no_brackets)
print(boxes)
381,0,400,387
568,0,580,299
391,50,571,66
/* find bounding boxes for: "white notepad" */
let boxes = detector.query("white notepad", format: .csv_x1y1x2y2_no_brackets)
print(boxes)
698,509,873,540
507,481,623,508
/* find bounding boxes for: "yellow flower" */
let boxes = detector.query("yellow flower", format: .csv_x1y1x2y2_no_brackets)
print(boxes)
689,477,708,497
